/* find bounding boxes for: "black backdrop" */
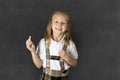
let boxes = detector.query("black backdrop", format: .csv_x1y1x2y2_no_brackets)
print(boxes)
0,0,120,80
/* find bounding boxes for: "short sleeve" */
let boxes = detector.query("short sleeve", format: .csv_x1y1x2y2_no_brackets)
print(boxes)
68,40,78,59
36,43,40,55
35,38,46,60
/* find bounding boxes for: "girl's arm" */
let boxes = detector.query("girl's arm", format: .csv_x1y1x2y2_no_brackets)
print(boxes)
31,50,43,69
26,39,43,69
64,55,77,67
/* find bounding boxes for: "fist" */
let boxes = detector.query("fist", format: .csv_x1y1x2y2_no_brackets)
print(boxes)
26,39,35,52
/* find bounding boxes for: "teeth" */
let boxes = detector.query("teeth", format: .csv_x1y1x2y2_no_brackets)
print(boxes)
55,27,62,31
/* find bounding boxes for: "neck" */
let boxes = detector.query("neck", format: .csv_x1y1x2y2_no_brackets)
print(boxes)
52,33,64,42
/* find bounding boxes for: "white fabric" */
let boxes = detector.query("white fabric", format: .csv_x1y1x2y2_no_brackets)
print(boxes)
36,37,78,70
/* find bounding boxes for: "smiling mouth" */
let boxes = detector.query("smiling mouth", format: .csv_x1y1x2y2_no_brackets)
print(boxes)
55,27,62,31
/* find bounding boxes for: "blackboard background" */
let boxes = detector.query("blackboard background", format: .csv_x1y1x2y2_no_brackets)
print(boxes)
0,0,120,80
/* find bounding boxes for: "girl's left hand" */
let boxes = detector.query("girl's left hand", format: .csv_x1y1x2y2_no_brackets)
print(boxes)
59,50,69,61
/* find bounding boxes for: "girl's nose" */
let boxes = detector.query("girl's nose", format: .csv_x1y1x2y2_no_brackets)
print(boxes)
57,22,63,27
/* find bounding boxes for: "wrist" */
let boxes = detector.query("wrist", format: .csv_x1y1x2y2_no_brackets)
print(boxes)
64,55,70,62
31,50,36,54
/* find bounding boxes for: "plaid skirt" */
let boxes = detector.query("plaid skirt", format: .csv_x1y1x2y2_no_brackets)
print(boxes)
40,72,69,80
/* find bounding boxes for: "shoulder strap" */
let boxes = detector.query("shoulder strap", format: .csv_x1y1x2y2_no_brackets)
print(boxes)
45,39,50,68
45,39,51,79
60,44,67,72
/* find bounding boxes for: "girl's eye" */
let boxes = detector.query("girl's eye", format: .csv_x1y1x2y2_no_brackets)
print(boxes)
55,21,58,23
61,22,66,25
61,22,65,24
54,21,67,25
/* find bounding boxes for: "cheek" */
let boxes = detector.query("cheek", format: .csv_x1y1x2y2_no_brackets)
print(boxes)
63,26,68,31
51,26,55,32
51,24,55,29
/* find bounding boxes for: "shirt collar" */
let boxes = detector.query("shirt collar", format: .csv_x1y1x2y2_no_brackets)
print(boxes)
51,35,65,43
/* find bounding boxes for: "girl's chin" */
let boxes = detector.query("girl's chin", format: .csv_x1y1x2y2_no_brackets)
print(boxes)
55,30,62,33
54,32,64,35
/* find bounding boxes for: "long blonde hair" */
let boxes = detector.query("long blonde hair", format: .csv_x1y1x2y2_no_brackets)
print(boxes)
44,11,71,48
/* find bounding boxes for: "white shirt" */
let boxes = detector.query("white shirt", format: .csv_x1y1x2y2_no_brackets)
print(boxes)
36,37,78,70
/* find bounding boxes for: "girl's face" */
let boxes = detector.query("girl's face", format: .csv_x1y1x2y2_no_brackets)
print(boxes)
51,14,68,36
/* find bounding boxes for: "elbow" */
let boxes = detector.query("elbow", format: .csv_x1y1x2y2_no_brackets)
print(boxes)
74,60,78,67
34,61,43,69
71,59,78,67
36,60,43,69
36,64,42,69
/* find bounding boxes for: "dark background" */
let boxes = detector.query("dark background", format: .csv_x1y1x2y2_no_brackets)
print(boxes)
0,0,120,80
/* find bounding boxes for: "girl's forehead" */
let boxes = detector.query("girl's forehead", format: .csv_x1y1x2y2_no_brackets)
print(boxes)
52,13,68,20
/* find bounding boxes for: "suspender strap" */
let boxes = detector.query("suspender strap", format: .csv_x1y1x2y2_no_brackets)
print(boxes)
45,40,51,79
60,44,67,72
46,46,50,68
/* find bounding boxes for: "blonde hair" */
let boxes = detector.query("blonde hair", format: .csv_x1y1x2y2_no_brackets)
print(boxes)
44,11,71,48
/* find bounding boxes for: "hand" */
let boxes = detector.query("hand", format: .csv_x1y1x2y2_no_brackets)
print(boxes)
59,49,69,61
26,38,35,53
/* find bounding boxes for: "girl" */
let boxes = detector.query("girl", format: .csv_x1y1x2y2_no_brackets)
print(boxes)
26,11,78,80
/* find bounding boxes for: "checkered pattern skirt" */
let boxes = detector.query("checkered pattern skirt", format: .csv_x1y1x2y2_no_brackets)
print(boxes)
40,72,69,80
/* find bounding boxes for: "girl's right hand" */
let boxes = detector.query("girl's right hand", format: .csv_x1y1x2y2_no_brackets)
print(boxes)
26,39,35,53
